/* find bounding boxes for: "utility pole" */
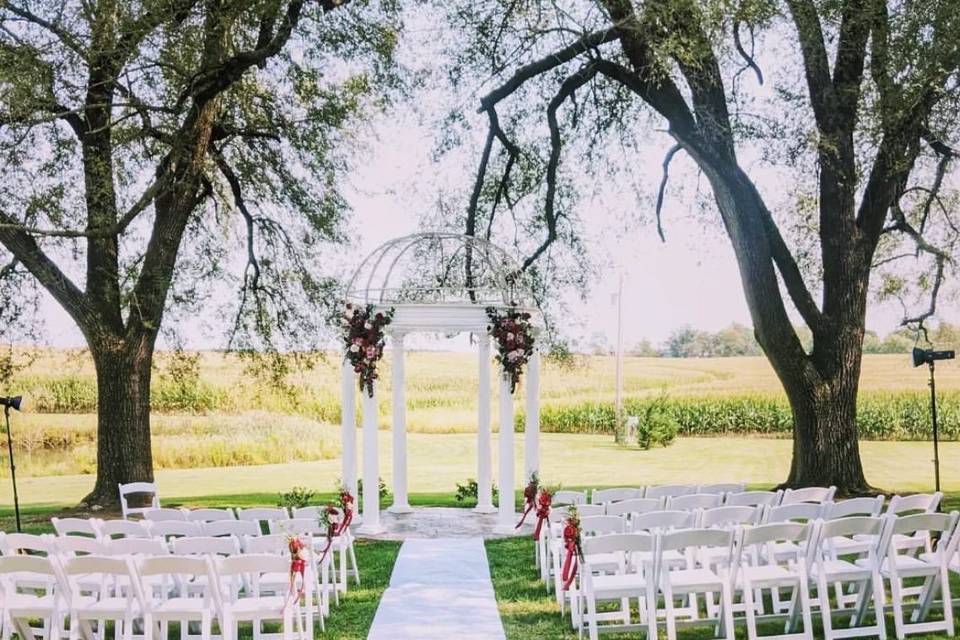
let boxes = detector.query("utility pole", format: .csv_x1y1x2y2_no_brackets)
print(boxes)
614,271,624,443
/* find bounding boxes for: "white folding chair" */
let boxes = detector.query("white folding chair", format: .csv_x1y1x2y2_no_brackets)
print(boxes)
209,554,295,640
137,555,214,640
104,537,169,556
701,506,762,529
809,516,888,640
185,508,236,523
733,522,815,640
881,493,943,556
578,504,606,517
539,507,573,592
698,483,747,495
171,536,240,557
1,532,53,556
553,490,588,506
591,488,644,504
51,518,102,539
657,528,736,640
98,520,150,540
822,497,886,558
666,493,723,512
763,504,825,567
606,498,664,527
580,533,657,640
0,555,68,640
645,485,695,501
146,521,203,540
631,510,697,533
202,520,261,545
143,508,188,522
565,515,630,622
781,487,837,505
727,490,783,508
290,507,321,519
52,536,104,558
62,555,143,640
270,517,357,595
869,511,958,638
118,482,160,520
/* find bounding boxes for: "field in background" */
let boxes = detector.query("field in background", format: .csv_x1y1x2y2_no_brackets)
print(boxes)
1,349,956,477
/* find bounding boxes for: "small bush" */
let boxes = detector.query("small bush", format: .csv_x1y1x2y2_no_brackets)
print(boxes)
277,486,316,509
455,478,499,505
356,476,390,508
635,396,679,450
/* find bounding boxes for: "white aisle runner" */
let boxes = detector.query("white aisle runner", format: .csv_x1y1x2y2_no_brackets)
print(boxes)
367,538,507,640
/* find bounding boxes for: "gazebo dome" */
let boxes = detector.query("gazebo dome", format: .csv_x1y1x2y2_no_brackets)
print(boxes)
345,232,535,307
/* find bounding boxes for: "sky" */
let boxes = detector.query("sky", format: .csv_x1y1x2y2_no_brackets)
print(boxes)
30,8,958,354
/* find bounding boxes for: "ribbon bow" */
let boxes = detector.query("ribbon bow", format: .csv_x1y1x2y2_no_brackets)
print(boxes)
561,523,582,591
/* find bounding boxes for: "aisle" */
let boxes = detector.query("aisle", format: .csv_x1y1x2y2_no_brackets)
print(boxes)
367,537,506,640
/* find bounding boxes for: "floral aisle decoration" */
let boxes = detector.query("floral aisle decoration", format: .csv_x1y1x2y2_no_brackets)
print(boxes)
316,503,342,564
515,471,540,529
335,482,355,534
282,534,311,631
561,506,583,591
341,303,395,397
532,485,554,541
485,305,535,393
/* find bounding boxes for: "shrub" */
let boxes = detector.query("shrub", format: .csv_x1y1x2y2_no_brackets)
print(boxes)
356,476,390,508
454,478,499,505
635,396,679,450
277,486,316,509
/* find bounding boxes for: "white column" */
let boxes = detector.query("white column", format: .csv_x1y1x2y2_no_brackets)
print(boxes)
475,334,495,513
358,387,384,534
494,370,516,533
388,332,411,513
340,360,358,509
524,349,541,482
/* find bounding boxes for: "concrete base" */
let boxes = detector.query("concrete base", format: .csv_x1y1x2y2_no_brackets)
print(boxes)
473,504,497,514
493,522,519,535
358,522,386,535
388,503,414,514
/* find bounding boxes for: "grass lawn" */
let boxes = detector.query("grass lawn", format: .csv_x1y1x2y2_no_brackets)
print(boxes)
3,434,958,506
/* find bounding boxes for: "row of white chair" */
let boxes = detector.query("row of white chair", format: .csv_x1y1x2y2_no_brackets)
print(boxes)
570,511,960,640
580,485,849,507
0,550,312,640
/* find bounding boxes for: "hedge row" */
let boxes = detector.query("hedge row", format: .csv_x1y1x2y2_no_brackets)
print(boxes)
517,391,960,440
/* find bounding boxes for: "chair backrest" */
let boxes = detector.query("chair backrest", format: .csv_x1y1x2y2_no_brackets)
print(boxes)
811,516,886,566
764,502,825,523
666,493,723,511
203,520,261,539
269,517,322,536
631,510,696,533
99,519,150,539
0,554,61,595
291,506,321,519
143,507,188,522
146,520,203,539
659,528,734,563
186,508,236,522
172,535,240,556
645,484,695,500
63,554,135,578
605,498,663,518
583,532,655,561
242,534,289,554
553,490,587,506
886,492,942,515
781,486,836,505
104,537,169,556
580,515,627,537
214,553,290,588
889,511,958,538
824,496,885,519
64,554,142,602
725,490,782,507
51,517,102,538
577,504,606,517
591,488,643,504
547,505,575,524
236,507,289,525
697,482,746,495
1,532,52,555
53,535,104,557
737,522,812,577
118,481,160,519
700,505,760,529
137,555,211,605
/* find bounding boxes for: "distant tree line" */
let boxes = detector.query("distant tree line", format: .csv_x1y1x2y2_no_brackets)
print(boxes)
605,323,960,358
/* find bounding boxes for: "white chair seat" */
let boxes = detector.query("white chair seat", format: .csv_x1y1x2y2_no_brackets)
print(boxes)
73,595,143,617
857,554,931,578
828,535,873,556
663,568,724,591
737,564,795,586
153,597,210,614
583,552,620,572
591,572,649,597
812,558,870,581
4,592,58,615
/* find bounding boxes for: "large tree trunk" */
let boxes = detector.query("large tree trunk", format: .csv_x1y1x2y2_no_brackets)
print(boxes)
82,334,156,507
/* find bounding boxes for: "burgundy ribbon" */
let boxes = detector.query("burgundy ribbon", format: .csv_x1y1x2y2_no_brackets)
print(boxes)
561,525,581,591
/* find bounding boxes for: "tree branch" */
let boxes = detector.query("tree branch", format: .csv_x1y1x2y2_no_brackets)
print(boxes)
2,2,87,59
654,144,682,242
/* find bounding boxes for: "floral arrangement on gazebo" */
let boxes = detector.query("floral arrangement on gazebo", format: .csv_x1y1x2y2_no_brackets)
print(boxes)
341,303,395,396
486,305,535,392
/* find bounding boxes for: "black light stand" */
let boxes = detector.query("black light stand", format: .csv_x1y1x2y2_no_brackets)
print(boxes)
1,395,22,532
912,348,955,494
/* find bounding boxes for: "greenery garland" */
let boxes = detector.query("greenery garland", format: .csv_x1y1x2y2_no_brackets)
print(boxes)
341,303,395,397
485,305,535,393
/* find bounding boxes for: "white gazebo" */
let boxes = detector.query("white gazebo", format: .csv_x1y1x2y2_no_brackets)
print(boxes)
340,232,542,534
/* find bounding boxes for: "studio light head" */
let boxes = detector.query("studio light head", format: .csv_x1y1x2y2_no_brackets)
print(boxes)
912,348,956,368
0,396,21,411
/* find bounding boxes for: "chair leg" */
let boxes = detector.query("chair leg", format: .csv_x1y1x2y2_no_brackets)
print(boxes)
889,575,905,640
200,615,210,640
662,584,677,640
585,589,598,640
743,580,759,640
818,574,835,640
645,587,658,640
799,577,814,640
872,574,888,640
348,540,360,586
